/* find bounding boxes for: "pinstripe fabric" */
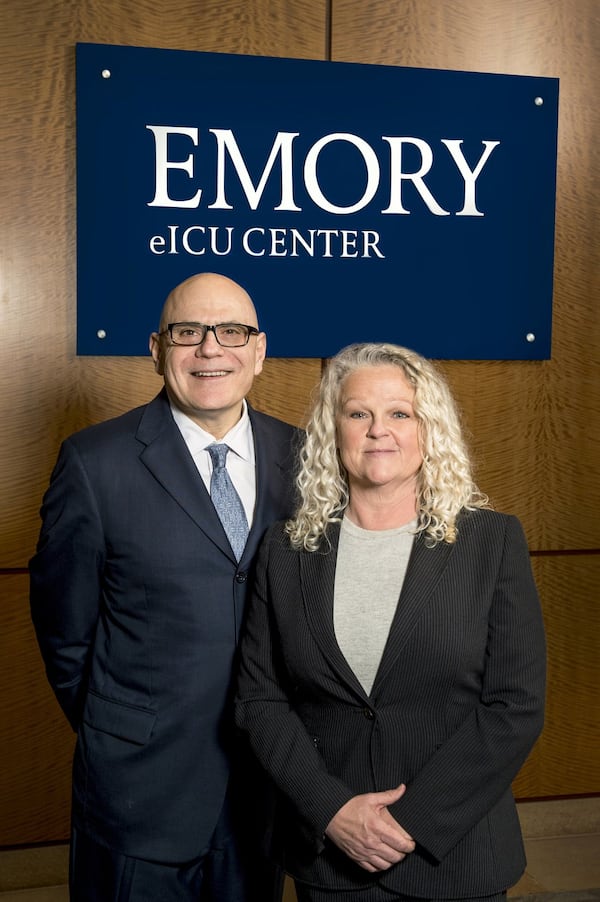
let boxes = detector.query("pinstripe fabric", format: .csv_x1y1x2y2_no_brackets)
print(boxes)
295,884,507,901
235,508,546,898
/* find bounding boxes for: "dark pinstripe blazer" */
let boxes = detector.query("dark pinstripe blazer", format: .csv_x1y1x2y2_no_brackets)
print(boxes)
235,508,546,897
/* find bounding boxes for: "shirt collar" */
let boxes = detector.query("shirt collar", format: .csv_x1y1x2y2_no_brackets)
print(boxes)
170,400,254,463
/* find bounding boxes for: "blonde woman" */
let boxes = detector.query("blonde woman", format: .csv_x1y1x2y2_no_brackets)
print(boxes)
235,343,545,902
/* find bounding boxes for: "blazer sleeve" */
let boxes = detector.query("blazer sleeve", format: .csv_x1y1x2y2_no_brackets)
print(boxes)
29,438,106,730
388,514,546,862
234,527,356,846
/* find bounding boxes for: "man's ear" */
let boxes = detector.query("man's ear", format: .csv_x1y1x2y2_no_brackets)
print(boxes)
149,332,165,375
254,331,267,376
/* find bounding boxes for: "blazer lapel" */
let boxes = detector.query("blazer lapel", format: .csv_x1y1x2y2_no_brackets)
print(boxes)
247,409,280,551
246,406,298,562
299,524,369,701
371,533,455,692
135,391,233,558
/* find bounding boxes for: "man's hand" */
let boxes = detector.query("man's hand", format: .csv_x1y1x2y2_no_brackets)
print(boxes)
325,784,415,872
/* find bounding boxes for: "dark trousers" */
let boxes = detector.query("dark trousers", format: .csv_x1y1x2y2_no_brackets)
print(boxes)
69,799,283,902
294,885,507,902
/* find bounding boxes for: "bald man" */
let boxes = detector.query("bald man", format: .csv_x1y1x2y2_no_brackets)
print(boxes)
30,273,301,901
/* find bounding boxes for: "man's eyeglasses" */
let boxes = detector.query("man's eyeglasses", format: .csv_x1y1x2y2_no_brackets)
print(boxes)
160,322,260,348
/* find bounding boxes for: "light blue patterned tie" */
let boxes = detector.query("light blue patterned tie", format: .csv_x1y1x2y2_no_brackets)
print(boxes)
207,444,249,561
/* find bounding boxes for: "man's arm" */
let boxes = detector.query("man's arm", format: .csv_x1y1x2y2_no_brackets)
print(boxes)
29,438,105,730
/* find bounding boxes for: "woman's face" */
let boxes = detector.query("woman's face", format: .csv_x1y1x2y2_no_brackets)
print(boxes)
336,365,423,495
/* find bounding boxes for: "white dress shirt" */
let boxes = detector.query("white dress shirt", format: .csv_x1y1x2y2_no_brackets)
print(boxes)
170,401,257,526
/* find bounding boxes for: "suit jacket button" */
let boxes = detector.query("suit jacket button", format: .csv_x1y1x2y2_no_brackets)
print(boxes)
235,571,248,583
363,708,375,719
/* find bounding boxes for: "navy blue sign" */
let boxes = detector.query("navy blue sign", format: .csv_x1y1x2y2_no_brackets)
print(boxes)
76,42,559,358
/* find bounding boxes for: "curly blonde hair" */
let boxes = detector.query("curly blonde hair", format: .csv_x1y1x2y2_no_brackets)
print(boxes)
286,343,489,551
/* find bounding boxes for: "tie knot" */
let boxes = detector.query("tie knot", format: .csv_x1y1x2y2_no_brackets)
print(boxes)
208,443,229,469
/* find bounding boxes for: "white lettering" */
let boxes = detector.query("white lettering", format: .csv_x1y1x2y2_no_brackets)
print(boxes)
304,134,380,214
181,226,206,255
149,225,385,258
168,224,179,253
209,129,301,211
269,228,288,256
149,234,166,254
362,230,385,258
146,128,500,217
441,139,500,216
146,126,201,208
382,137,449,215
207,225,233,255
340,230,359,258
289,229,316,257
242,228,266,256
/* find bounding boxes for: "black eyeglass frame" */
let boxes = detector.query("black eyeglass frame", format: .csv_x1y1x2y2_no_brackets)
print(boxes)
160,322,260,347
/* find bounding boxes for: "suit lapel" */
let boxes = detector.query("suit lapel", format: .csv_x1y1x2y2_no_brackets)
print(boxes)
299,523,455,699
135,391,233,559
371,532,455,691
299,523,368,700
246,408,287,558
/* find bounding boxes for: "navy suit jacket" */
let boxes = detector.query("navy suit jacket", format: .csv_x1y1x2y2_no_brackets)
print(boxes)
235,509,546,897
30,389,301,862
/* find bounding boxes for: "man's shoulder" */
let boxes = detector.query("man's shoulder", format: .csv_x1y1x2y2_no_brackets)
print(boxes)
248,406,302,441
65,392,165,450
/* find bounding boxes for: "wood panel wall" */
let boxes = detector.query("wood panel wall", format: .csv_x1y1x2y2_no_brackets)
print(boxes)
1,0,598,847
